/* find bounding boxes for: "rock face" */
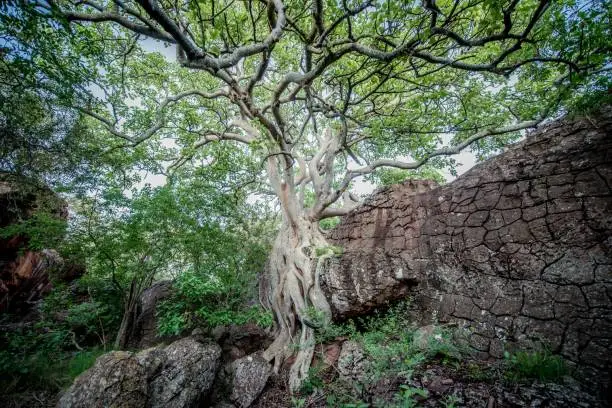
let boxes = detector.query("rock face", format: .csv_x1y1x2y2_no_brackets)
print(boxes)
324,109,612,382
131,280,174,348
213,323,273,363
57,337,221,408
0,175,78,314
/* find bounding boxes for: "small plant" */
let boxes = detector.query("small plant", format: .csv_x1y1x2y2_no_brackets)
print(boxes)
422,328,464,364
304,305,329,329
504,349,568,382
442,394,460,408
324,386,369,408
299,364,326,395
465,362,494,382
291,396,306,408
395,384,428,408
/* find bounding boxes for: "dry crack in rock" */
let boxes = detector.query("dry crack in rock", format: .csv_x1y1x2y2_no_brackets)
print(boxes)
322,108,612,388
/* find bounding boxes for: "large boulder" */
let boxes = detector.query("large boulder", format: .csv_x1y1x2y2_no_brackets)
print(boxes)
57,337,222,408
148,337,221,408
323,108,612,385
57,351,149,408
131,280,174,348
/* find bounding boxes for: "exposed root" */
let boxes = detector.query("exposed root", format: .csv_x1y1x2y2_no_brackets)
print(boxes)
262,219,333,392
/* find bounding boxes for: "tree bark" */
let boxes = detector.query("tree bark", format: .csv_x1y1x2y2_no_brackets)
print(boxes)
114,280,138,350
114,304,133,350
262,216,333,391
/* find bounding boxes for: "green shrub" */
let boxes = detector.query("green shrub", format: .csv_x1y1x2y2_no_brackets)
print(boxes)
300,301,469,406
504,349,568,382
394,384,428,408
0,280,116,393
313,318,357,344
0,343,104,392
418,328,464,364
156,270,273,336
352,302,463,381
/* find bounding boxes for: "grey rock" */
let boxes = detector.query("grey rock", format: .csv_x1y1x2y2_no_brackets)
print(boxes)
337,340,368,383
229,354,272,408
148,338,221,408
131,280,174,348
57,337,221,408
57,351,147,408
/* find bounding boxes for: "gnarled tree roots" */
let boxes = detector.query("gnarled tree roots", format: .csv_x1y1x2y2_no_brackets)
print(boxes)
261,220,332,392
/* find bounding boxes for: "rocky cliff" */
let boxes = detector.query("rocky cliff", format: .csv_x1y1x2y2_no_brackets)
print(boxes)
323,108,612,382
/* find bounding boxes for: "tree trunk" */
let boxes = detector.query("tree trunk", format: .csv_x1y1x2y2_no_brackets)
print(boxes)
114,280,138,350
114,304,133,350
262,216,333,392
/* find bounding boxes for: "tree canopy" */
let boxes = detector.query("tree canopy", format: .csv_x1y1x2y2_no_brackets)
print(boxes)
4,1,609,199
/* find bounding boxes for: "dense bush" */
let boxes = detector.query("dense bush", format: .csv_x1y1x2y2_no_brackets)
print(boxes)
157,268,273,336
0,281,115,392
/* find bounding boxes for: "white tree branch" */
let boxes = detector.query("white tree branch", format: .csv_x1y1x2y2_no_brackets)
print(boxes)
318,191,361,219
314,117,545,218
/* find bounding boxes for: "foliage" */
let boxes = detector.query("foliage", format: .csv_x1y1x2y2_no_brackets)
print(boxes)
63,162,276,342
1,0,609,393
354,306,463,381
0,211,67,251
442,394,461,408
66,347,105,379
369,166,447,186
0,281,113,392
319,216,341,231
394,384,429,408
504,349,568,382
314,245,344,257
5,0,607,215
301,302,465,406
290,396,307,408
465,361,497,382
156,269,274,335
313,301,465,381
0,174,68,250
149,180,275,335
0,341,104,393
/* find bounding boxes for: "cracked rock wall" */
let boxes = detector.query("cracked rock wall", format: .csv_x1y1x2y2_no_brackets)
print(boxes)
323,109,612,380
